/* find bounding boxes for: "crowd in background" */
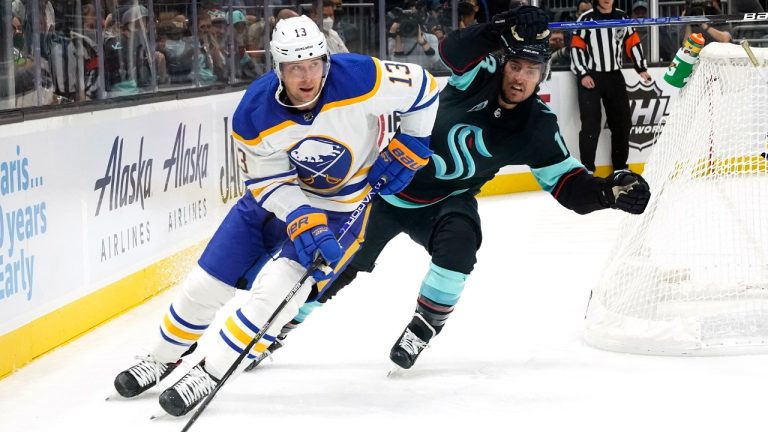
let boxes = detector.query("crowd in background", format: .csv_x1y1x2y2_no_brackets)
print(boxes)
2,0,768,111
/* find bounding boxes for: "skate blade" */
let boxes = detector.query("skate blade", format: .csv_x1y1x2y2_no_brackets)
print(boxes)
105,391,129,401
149,410,169,420
244,352,273,372
387,363,407,378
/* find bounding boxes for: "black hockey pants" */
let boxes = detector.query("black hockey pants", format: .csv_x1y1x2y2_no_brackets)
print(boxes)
318,193,482,303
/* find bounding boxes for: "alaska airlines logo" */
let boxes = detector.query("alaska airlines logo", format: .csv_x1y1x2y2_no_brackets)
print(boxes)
289,136,352,189
432,124,492,180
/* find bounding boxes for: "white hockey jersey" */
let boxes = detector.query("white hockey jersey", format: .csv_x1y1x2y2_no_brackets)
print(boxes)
231,53,439,221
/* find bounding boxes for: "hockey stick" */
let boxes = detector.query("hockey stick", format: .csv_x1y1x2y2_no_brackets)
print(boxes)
181,179,384,432
740,40,768,84
549,12,768,30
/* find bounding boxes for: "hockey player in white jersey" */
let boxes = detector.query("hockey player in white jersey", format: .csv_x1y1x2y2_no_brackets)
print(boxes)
112,15,439,416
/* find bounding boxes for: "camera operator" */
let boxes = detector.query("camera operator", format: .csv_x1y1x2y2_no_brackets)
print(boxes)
387,7,446,73
683,0,732,44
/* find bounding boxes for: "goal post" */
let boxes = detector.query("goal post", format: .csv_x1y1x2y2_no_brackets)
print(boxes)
584,43,768,355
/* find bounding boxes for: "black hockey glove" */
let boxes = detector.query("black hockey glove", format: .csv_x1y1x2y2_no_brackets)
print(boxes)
491,5,549,44
603,171,651,214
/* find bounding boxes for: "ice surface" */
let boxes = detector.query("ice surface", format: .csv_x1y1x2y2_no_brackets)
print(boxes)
1,192,765,432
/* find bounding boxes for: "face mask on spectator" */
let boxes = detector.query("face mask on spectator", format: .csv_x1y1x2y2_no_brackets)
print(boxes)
322,17,334,31
165,39,186,56
13,34,24,50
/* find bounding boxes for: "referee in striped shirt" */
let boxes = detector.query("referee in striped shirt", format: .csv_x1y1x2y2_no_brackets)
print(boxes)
570,0,651,174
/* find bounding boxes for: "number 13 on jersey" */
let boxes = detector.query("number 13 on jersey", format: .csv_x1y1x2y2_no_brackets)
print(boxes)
383,61,412,87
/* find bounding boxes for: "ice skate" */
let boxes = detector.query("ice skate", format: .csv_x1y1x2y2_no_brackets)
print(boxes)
112,355,180,399
158,361,219,417
389,313,436,370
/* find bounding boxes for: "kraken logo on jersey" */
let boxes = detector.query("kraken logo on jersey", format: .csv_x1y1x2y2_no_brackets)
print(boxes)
289,136,352,189
432,124,492,180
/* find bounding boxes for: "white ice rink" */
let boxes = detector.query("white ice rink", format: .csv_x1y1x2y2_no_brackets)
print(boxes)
1,191,766,432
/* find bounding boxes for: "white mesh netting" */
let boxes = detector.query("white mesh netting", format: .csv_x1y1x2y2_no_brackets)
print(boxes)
584,43,768,355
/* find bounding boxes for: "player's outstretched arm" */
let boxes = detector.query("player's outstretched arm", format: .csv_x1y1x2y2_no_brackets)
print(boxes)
547,167,651,215
439,5,549,74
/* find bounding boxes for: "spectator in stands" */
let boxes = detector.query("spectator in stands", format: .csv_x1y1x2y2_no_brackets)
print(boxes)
388,13,446,73
157,20,194,84
230,10,260,79
46,3,102,102
631,1,676,62
683,0,732,44
459,1,478,28
571,0,650,174
12,0,26,26
327,0,352,44
424,2,443,31
82,3,97,31
431,24,446,42
576,0,592,19
209,8,228,48
12,15,26,52
549,29,570,68
104,4,166,96
198,11,227,82
173,14,187,31
6,15,36,104
309,1,349,54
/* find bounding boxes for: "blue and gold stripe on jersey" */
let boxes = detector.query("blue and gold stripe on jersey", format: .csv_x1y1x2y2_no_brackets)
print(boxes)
218,309,276,359
245,169,300,206
404,67,439,114
159,305,209,346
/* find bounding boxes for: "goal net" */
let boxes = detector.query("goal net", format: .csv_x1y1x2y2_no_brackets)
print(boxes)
584,42,768,355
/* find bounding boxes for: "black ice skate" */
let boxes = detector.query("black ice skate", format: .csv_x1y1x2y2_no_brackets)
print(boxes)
390,313,437,369
114,355,179,398
158,361,219,417
244,336,285,372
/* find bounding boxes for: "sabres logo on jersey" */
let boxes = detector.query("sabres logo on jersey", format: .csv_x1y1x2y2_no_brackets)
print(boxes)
289,136,352,190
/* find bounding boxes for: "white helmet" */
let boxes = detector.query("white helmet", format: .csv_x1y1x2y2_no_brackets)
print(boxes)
270,15,331,108
270,15,329,79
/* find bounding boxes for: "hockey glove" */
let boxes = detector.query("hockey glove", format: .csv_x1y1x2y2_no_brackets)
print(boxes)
286,206,343,281
368,132,433,195
603,171,651,214
491,5,550,45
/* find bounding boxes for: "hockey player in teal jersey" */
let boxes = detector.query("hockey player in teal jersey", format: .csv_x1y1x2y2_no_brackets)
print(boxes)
112,15,440,416
248,6,651,371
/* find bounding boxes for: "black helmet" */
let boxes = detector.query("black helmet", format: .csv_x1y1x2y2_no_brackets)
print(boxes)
504,39,551,64
501,32,552,84
501,26,552,64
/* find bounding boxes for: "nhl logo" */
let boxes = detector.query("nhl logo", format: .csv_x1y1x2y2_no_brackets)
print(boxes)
625,80,671,151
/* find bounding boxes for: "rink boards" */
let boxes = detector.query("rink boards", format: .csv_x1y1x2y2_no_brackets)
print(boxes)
0,68,673,378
